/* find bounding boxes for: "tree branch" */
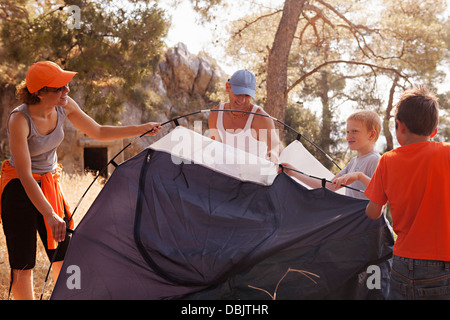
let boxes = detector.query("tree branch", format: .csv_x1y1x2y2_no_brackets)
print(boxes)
298,4,334,46
232,9,282,39
287,60,410,95
303,3,334,27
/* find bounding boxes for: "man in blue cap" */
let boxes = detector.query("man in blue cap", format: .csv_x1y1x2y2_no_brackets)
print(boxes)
208,70,280,162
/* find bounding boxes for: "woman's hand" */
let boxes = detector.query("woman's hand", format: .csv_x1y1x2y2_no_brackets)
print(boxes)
44,211,67,242
141,122,162,136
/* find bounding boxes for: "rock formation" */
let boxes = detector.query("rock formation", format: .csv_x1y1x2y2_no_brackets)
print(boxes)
159,42,224,97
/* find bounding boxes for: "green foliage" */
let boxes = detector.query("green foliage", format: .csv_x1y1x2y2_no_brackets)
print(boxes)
435,91,450,143
187,0,224,22
0,0,169,124
378,0,448,81
284,102,320,143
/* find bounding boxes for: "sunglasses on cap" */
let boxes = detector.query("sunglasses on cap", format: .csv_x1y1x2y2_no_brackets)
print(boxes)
41,84,69,93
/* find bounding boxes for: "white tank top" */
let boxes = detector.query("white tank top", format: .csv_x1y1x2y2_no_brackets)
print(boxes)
216,103,268,158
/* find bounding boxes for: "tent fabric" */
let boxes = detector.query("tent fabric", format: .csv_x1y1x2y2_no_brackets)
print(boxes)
51,128,393,300
149,126,343,190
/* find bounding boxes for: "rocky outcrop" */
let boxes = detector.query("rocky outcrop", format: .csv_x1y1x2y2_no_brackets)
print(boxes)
159,42,225,97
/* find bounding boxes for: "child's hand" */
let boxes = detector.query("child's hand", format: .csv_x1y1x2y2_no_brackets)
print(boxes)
279,162,294,175
331,172,360,189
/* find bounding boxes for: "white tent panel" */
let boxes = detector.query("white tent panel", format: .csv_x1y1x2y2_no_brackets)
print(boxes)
150,127,343,194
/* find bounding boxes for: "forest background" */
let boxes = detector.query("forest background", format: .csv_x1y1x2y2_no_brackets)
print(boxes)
0,0,449,170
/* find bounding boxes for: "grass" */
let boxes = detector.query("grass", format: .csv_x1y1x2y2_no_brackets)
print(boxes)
248,268,320,300
0,172,104,300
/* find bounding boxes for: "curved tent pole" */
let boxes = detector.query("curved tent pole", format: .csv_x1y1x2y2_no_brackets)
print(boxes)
71,107,344,223
40,108,352,299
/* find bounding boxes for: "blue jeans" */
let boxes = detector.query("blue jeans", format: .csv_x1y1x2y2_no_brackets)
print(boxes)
389,255,450,300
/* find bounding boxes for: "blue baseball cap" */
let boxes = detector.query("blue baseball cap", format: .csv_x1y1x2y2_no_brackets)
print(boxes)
228,70,256,98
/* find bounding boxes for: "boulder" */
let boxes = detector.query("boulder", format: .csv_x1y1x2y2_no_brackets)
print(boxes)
161,42,224,96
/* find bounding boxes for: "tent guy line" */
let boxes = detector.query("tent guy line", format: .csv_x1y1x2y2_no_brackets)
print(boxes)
38,108,360,300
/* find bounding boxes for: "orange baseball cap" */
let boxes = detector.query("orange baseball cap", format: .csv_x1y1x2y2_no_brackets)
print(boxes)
26,61,77,93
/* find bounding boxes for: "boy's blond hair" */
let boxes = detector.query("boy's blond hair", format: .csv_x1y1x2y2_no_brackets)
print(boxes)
347,110,382,142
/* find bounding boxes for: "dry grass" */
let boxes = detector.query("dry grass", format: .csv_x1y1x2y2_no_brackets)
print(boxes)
0,172,104,300
248,268,320,300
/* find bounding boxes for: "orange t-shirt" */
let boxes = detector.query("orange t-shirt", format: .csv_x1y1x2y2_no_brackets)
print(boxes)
365,141,450,261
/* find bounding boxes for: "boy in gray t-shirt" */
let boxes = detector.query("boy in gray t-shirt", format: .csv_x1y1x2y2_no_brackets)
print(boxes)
335,150,380,199
283,110,382,200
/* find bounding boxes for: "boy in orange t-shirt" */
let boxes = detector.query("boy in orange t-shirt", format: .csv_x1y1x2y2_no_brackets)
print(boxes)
365,86,450,300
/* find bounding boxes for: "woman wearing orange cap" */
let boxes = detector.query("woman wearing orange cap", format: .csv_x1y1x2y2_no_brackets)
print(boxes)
0,61,161,299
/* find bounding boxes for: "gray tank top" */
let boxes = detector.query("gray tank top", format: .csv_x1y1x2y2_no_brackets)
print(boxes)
7,104,66,174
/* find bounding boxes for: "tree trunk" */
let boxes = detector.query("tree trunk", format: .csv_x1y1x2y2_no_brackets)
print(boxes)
383,75,399,151
265,0,306,126
319,70,332,162
0,84,19,159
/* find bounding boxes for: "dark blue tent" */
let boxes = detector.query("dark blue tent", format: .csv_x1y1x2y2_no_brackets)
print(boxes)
51,130,393,300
